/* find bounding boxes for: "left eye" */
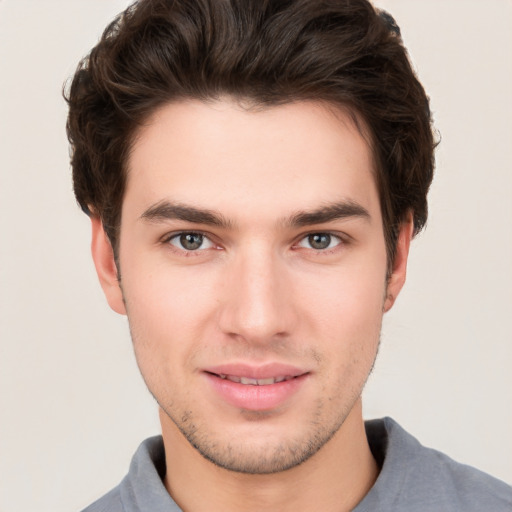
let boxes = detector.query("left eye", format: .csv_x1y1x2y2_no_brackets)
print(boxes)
297,233,342,250
168,232,215,251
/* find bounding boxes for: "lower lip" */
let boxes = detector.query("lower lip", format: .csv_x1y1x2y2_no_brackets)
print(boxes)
204,373,308,411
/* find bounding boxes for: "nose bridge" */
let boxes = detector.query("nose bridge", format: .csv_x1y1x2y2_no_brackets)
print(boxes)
218,240,293,343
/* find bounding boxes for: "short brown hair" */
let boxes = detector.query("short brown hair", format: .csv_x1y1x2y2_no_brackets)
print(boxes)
65,0,436,265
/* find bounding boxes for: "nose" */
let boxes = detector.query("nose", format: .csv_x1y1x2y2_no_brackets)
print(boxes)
217,243,296,345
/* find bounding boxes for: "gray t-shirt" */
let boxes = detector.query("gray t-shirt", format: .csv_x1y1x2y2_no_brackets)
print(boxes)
81,417,512,511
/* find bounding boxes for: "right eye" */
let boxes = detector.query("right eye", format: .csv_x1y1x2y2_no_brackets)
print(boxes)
296,232,342,251
167,232,215,251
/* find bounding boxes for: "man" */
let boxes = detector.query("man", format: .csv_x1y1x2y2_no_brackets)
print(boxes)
65,0,512,510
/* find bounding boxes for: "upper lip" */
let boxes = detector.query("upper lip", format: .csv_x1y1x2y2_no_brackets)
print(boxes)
202,363,309,380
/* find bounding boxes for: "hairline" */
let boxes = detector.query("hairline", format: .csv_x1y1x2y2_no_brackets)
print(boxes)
110,95,392,268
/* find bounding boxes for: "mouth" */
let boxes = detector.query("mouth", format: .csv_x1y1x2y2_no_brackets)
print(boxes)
203,365,309,411
207,373,298,386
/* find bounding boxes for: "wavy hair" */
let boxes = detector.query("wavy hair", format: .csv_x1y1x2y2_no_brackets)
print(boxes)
65,0,436,265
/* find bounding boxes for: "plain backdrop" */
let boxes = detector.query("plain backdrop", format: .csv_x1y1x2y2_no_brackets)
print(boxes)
1,1,511,511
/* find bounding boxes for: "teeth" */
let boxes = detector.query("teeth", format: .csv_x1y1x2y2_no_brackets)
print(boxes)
240,377,259,385
218,374,294,385
257,378,276,385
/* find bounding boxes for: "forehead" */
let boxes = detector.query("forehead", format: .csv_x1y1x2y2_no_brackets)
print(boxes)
125,99,379,222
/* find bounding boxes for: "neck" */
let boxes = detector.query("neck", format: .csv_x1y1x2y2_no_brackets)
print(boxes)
160,400,378,512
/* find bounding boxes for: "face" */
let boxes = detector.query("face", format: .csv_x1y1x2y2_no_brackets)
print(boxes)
92,99,410,474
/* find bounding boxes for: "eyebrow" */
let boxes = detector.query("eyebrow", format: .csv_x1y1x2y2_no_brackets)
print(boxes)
285,201,370,227
140,201,233,228
140,199,370,229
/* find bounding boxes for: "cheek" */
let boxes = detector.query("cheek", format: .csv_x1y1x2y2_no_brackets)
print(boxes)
296,258,386,382
315,277,384,392
123,253,216,319
120,257,222,366
122,277,204,406
301,258,386,331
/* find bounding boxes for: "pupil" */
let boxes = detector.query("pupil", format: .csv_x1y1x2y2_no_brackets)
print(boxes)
181,233,203,250
309,233,330,250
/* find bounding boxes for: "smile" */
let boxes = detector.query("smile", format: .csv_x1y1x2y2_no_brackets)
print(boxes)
204,369,308,411
215,374,296,385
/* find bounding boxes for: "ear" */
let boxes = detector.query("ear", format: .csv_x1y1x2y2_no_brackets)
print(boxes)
383,213,414,312
90,216,126,315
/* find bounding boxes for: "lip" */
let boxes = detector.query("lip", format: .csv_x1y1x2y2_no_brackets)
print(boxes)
203,363,309,411
203,363,307,380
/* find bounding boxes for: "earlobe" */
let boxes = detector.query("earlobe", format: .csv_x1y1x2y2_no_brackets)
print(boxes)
90,216,126,315
383,214,414,312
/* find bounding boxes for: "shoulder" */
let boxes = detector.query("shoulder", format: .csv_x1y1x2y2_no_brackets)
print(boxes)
358,417,512,511
79,436,174,512
80,486,123,512
415,441,512,509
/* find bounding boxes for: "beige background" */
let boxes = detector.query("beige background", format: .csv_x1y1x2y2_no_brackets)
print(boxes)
0,1,511,511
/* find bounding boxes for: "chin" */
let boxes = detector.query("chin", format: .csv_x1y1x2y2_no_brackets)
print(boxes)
166,404,348,475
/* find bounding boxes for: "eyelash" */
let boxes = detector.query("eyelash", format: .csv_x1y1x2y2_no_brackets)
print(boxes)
161,231,347,256
294,232,344,253
162,231,217,254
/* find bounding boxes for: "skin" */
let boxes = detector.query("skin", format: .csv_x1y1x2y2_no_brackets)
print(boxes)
91,99,413,511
